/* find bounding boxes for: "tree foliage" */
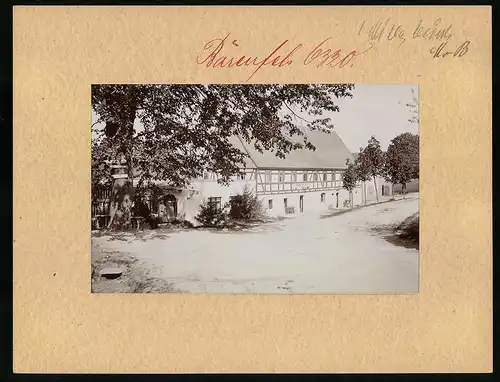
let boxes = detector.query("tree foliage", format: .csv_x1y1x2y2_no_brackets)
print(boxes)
92,84,355,189
92,84,355,229
342,159,358,192
355,136,385,203
357,136,384,179
383,133,419,191
229,186,264,221
91,138,116,194
195,200,230,228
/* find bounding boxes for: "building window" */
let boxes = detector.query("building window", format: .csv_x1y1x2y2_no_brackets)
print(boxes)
291,171,297,183
335,172,341,181
323,172,327,181
303,172,308,182
266,170,272,183
321,193,326,203
278,171,284,182
268,199,273,210
208,197,222,211
284,198,288,208
313,172,318,181
237,172,245,180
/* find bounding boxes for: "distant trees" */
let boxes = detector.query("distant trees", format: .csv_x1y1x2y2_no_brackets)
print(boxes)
343,133,419,204
383,133,419,198
355,136,385,203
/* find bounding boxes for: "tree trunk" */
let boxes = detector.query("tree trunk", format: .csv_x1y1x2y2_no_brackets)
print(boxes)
349,190,353,208
363,181,367,205
373,176,379,203
107,177,135,229
402,183,406,199
106,102,137,230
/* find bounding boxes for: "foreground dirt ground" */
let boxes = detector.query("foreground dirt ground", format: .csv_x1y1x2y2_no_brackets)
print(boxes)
92,195,419,294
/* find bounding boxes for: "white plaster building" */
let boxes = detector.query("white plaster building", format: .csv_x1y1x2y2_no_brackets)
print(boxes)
139,130,365,224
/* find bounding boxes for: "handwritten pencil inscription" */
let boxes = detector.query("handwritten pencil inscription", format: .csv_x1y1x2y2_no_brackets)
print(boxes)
357,17,471,59
358,19,407,46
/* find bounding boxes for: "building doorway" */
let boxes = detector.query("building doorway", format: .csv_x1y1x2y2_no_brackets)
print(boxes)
299,195,304,213
164,194,178,221
382,185,391,196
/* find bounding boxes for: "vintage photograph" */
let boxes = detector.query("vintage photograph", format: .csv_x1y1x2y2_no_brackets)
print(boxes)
91,84,419,294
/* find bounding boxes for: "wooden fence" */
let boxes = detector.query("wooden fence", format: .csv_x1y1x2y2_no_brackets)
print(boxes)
91,187,111,229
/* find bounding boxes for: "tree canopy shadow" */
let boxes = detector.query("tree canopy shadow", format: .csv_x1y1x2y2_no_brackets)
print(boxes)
92,228,173,242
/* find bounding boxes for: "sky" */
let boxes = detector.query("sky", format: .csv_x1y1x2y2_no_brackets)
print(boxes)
322,84,418,152
92,84,419,152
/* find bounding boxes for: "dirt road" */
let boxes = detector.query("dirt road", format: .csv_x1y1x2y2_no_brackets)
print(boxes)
92,196,419,294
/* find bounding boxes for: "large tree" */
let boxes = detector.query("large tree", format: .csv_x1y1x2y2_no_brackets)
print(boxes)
383,132,419,198
92,84,355,229
356,136,385,203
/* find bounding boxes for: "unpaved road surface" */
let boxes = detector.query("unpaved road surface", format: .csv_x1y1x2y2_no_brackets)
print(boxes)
92,197,419,293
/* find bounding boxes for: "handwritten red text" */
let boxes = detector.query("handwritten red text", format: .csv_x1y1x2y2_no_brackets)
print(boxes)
197,34,303,81
197,35,372,80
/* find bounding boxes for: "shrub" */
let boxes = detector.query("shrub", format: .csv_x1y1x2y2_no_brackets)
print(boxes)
195,200,230,227
229,187,264,221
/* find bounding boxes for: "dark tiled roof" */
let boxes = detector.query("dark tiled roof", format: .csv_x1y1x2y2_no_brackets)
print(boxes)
231,129,354,170
132,130,354,178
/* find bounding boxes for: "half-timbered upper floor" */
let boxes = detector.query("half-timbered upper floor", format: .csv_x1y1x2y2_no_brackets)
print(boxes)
194,129,354,195
198,167,345,195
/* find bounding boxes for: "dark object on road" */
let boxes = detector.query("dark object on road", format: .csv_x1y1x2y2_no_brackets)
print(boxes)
100,267,124,279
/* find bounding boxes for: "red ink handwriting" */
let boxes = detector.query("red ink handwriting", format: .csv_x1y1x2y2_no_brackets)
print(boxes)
197,34,373,80
197,33,303,81
304,38,373,68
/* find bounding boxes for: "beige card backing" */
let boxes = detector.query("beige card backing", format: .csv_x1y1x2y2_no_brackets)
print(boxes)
13,6,492,373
